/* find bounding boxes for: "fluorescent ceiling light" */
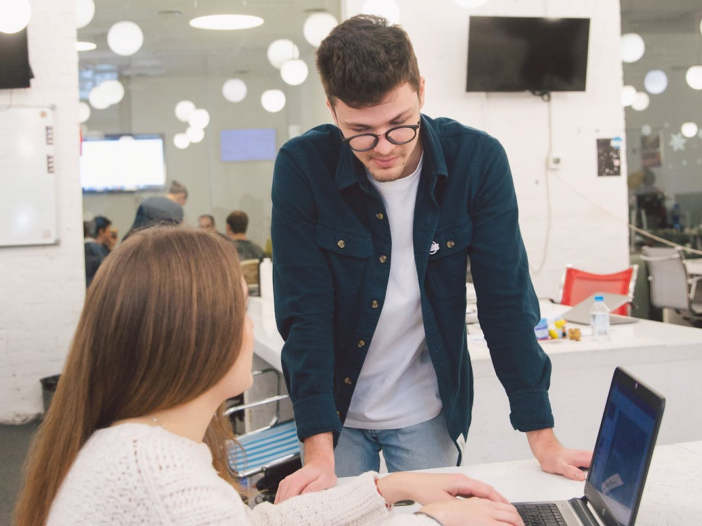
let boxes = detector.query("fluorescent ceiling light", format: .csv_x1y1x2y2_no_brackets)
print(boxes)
76,41,97,51
189,14,264,30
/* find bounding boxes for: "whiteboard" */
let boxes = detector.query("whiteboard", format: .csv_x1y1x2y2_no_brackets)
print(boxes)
0,107,58,247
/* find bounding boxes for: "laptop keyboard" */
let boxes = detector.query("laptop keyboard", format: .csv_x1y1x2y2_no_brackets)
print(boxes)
515,503,567,526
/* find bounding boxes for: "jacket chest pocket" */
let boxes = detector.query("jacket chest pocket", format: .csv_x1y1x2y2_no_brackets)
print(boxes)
316,224,372,297
427,218,473,299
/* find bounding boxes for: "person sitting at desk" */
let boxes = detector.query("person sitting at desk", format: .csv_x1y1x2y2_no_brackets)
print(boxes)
14,228,523,526
84,215,111,287
226,210,265,261
123,196,183,241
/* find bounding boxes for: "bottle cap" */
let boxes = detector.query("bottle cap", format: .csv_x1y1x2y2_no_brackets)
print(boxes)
594,295,604,301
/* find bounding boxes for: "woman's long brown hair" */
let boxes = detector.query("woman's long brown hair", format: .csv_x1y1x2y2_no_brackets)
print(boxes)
14,227,246,526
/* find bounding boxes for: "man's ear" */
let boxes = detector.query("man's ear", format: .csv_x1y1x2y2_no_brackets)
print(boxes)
326,99,338,126
418,76,426,110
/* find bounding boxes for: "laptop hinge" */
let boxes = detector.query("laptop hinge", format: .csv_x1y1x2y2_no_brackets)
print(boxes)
569,497,605,526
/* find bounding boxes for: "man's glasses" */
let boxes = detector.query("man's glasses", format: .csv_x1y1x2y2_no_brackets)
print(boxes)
340,121,421,152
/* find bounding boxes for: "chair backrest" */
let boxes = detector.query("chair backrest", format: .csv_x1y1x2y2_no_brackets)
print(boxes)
240,259,260,287
559,265,638,316
641,247,690,311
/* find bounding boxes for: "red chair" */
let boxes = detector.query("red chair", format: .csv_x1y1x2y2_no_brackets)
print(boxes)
557,265,639,316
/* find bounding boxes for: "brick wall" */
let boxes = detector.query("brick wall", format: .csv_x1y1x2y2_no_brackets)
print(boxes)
0,0,84,422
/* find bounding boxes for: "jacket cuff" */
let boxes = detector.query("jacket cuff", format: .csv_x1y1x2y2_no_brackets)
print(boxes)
508,388,555,431
293,394,343,441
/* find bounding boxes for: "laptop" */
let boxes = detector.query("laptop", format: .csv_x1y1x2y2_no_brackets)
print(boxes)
562,293,639,325
514,367,665,526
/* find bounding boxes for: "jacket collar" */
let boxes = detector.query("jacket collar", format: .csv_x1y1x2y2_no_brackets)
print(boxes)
334,113,448,190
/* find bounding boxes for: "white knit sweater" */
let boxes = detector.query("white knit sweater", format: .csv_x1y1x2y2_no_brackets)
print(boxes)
47,424,437,526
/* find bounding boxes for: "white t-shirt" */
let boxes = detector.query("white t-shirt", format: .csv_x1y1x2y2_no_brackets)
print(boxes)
344,155,443,429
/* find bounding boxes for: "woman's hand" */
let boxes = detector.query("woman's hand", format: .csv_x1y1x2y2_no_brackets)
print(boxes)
419,497,524,526
377,472,509,506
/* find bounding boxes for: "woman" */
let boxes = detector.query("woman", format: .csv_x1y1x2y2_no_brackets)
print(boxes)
14,228,522,526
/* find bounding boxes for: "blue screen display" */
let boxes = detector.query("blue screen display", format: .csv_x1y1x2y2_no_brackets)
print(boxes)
220,128,277,162
589,382,656,526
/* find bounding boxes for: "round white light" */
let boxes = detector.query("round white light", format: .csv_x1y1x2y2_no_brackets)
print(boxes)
76,41,97,51
175,100,196,122
641,124,652,136
222,78,247,102
686,66,702,90
281,59,309,86
681,122,698,138
186,126,205,143
303,13,338,47
188,108,210,129
631,92,650,112
620,33,645,63
189,14,264,30
107,21,144,57
173,133,190,149
261,89,286,113
79,101,91,123
643,70,668,95
76,0,95,29
361,0,401,24
88,86,111,110
100,79,125,105
622,85,637,107
0,0,32,34
452,0,490,7
267,39,300,69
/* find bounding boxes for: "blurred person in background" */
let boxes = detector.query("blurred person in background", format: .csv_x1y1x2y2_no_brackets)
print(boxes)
226,211,265,261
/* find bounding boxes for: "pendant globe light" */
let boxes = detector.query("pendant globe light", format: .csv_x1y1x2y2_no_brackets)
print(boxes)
222,79,247,103
281,59,309,86
0,0,32,34
107,21,144,56
261,90,286,113
303,12,338,47
267,39,300,69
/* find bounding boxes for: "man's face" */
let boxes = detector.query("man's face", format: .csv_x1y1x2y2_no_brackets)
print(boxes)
199,217,215,233
174,194,187,207
329,79,425,183
96,226,111,244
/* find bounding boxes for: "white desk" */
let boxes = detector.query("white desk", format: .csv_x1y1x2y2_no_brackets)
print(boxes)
248,297,702,463
343,441,702,525
685,259,702,276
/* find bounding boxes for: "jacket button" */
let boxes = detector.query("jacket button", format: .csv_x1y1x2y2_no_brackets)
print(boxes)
337,239,345,249
357,339,366,348
376,213,384,220
344,377,353,386
371,300,379,309
446,240,455,249
379,255,387,264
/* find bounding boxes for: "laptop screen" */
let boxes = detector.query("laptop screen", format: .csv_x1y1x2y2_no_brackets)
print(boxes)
588,376,658,526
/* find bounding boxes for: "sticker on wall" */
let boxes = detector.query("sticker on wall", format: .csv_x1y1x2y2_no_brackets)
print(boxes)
668,133,687,152
597,137,622,176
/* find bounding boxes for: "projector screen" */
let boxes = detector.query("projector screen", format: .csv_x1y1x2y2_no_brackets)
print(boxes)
80,134,166,192
221,128,277,162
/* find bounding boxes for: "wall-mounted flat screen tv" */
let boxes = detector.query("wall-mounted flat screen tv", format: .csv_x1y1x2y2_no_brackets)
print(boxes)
466,16,590,93
81,134,166,192
221,128,277,162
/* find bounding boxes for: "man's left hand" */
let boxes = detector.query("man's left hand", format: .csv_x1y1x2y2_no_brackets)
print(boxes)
526,428,592,481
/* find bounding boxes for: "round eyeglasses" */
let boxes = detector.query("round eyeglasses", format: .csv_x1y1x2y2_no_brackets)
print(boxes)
341,121,421,152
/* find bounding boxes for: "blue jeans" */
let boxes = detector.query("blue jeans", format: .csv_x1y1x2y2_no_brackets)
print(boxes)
334,411,459,477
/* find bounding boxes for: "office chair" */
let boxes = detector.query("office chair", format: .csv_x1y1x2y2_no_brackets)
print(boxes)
224,369,300,503
640,247,702,327
557,265,638,316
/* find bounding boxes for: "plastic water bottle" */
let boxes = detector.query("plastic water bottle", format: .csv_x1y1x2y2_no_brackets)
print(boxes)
590,295,610,342
259,258,273,299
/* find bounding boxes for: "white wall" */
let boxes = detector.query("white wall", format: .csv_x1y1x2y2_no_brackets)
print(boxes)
344,0,630,298
82,47,332,248
0,0,84,422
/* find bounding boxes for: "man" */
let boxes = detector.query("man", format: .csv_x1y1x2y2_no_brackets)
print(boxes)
226,210,265,261
271,15,590,500
198,214,217,234
84,215,111,287
167,180,188,207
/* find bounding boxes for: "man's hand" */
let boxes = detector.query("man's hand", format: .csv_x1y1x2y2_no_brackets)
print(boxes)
274,432,337,503
527,428,592,481
378,472,510,506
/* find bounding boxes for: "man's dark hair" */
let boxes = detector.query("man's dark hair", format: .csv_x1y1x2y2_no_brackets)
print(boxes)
316,14,420,108
91,216,112,238
199,214,215,227
169,180,188,198
226,211,249,235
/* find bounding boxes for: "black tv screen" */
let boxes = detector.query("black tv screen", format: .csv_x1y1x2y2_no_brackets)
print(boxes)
0,28,33,89
466,17,590,93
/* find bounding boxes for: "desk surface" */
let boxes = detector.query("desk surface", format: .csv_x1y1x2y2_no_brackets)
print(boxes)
339,441,702,525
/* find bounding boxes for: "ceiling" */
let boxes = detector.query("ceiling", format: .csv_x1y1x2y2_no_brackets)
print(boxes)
77,0,341,81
